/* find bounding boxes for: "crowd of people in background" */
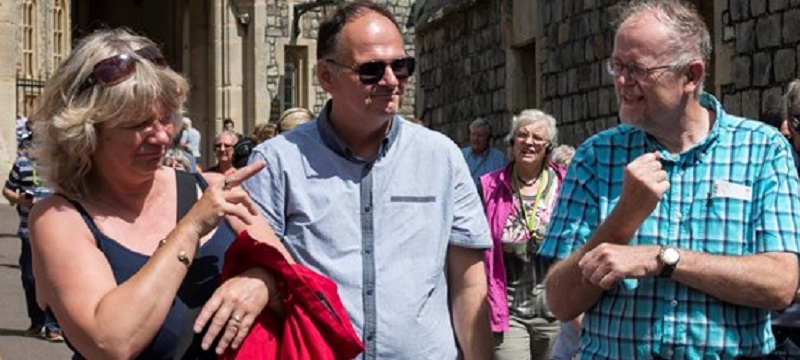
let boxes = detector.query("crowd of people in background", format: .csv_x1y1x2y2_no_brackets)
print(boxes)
3,118,63,342
9,0,800,359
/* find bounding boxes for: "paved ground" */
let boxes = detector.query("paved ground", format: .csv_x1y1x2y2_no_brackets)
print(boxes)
0,203,71,359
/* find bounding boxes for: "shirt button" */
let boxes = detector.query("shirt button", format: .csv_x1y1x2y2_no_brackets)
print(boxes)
675,213,682,220
367,289,374,296
671,300,678,307
364,248,372,255
667,349,674,357
367,334,374,341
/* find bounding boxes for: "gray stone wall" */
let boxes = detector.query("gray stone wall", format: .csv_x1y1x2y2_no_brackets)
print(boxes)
540,0,617,146
538,0,800,144
414,0,505,147
263,0,415,122
721,0,797,121
414,0,615,148
415,0,800,148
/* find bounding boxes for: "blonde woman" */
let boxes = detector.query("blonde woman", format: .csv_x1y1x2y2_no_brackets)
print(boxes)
29,28,284,359
276,107,315,134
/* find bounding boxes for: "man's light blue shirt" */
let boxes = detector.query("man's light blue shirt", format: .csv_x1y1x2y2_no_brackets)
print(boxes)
462,146,506,184
539,93,800,359
181,127,201,158
244,101,492,359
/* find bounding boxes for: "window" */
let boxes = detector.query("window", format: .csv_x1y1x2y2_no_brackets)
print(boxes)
284,52,297,109
509,41,538,112
22,0,38,78
52,0,67,68
691,0,715,94
282,46,308,110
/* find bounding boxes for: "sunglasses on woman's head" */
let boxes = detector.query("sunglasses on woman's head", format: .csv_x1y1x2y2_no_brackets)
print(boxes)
77,46,167,94
325,56,416,85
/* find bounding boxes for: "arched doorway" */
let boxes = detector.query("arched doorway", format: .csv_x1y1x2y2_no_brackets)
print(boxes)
71,0,183,72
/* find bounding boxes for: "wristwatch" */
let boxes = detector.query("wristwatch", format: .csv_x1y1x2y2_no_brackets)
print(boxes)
658,246,681,278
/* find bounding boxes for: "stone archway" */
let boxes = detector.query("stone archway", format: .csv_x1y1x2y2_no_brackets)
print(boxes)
70,0,217,166
71,0,183,69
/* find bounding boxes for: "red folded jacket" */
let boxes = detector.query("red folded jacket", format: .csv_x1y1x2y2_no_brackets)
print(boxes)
219,231,364,360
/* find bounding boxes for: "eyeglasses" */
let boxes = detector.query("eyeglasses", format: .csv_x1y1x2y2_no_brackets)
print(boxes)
325,56,416,85
605,59,677,83
514,132,549,146
77,46,167,94
214,143,235,150
790,115,800,132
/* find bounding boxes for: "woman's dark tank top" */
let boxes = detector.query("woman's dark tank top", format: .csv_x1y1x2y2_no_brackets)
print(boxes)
59,171,234,359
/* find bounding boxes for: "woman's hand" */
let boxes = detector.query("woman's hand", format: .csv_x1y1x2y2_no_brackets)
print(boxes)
193,267,279,354
182,161,266,238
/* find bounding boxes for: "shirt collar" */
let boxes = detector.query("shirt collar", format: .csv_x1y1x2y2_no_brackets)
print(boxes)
645,92,723,164
316,100,401,163
469,147,490,157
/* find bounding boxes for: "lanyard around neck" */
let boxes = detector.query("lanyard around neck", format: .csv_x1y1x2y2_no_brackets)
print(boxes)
513,165,549,235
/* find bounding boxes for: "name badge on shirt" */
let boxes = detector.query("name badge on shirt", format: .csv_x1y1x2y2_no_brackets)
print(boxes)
711,180,752,201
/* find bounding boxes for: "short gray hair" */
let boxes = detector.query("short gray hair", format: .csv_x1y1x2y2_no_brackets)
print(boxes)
215,131,239,144
507,109,559,147
162,147,192,170
784,79,800,119
551,144,576,167
470,117,491,130
612,0,711,96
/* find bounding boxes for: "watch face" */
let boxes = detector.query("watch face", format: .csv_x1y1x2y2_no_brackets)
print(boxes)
662,247,680,265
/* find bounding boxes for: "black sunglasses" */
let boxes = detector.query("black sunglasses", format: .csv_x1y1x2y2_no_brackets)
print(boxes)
77,46,167,94
214,142,236,150
325,56,416,85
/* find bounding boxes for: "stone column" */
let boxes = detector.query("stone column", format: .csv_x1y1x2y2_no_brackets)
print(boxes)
0,1,19,175
243,0,269,134
215,0,245,135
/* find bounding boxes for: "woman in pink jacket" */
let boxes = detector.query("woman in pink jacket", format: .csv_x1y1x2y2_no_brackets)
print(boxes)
479,109,566,360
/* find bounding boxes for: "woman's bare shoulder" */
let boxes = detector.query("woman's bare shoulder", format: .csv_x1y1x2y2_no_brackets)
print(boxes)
29,195,92,243
30,194,79,220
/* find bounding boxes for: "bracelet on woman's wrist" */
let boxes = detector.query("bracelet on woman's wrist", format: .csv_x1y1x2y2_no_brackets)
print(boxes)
157,238,192,267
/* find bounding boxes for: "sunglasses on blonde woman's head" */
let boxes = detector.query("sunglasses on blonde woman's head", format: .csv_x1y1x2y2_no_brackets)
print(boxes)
325,56,416,85
77,46,167,94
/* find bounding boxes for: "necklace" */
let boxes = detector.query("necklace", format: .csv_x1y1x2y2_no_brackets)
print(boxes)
515,167,541,186
515,174,536,186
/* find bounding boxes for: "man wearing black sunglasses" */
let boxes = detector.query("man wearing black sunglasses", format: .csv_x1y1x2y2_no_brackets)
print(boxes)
244,1,493,359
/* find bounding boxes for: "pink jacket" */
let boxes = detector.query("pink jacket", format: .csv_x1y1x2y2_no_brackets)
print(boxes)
479,162,565,332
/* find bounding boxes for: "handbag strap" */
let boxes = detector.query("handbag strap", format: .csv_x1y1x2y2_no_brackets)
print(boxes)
175,170,199,221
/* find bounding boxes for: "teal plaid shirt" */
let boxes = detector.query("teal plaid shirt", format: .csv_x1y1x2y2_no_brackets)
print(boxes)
539,93,800,359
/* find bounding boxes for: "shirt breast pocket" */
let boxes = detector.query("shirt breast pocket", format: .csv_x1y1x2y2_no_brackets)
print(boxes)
690,195,752,255
385,194,440,251
387,195,438,227
390,196,437,203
